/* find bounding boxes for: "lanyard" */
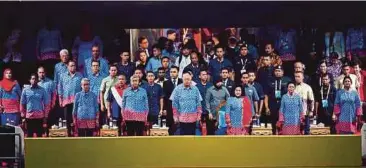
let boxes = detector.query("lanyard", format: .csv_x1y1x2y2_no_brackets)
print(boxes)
241,58,248,70
275,80,282,91
320,85,330,100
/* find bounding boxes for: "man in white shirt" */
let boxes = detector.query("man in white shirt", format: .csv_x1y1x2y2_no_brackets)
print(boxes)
335,63,359,90
294,71,314,135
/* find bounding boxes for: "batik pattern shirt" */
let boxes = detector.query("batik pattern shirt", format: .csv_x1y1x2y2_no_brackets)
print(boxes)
346,28,366,57
328,61,342,79
121,87,149,122
334,89,361,134
0,82,21,113
279,93,304,135
36,28,62,61
275,29,297,61
20,86,50,119
54,62,68,86
170,84,203,123
88,73,107,100
84,57,109,77
324,32,345,58
38,77,56,109
58,72,83,107
226,97,244,128
73,91,99,129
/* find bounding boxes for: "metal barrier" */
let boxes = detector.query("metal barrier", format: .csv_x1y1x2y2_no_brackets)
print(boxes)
0,133,24,168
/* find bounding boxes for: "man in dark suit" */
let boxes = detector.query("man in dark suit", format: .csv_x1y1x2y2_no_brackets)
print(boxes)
162,66,182,135
220,67,235,94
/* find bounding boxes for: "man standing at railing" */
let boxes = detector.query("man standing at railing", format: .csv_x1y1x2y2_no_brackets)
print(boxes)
170,72,203,135
58,60,83,136
294,71,315,135
73,78,99,137
121,75,149,136
20,74,50,137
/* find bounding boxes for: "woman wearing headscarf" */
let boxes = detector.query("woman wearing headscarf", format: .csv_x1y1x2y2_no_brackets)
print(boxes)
225,85,253,135
333,76,362,134
0,69,22,126
277,82,304,135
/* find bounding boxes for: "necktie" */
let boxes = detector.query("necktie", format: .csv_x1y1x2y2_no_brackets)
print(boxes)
173,79,176,88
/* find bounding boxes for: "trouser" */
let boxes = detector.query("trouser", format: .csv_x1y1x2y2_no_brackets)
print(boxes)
301,115,310,135
0,113,20,126
125,121,145,136
215,127,227,135
78,128,94,137
206,118,217,135
165,114,177,135
180,122,196,135
26,119,43,138
270,109,279,135
148,114,159,125
99,105,107,126
318,113,336,134
63,104,74,136
111,117,122,136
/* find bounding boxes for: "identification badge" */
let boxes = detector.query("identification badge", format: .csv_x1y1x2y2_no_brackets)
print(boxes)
275,90,281,99
322,99,328,108
241,69,246,74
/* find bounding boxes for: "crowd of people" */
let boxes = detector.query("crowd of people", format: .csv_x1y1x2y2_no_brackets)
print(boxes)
0,27,365,137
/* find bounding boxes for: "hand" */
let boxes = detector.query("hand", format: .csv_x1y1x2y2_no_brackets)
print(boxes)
214,121,218,127
174,117,179,124
159,110,163,116
162,110,167,116
227,123,232,128
276,121,283,128
265,107,270,115
43,118,48,128
96,122,100,129
332,115,337,121
101,104,106,112
107,112,111,119
208,113,213,120
121,119,125,127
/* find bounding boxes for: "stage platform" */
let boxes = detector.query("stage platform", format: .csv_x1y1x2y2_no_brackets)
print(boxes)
25,135,361,168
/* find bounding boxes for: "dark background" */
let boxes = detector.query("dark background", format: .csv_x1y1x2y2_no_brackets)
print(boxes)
1,1,366,83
